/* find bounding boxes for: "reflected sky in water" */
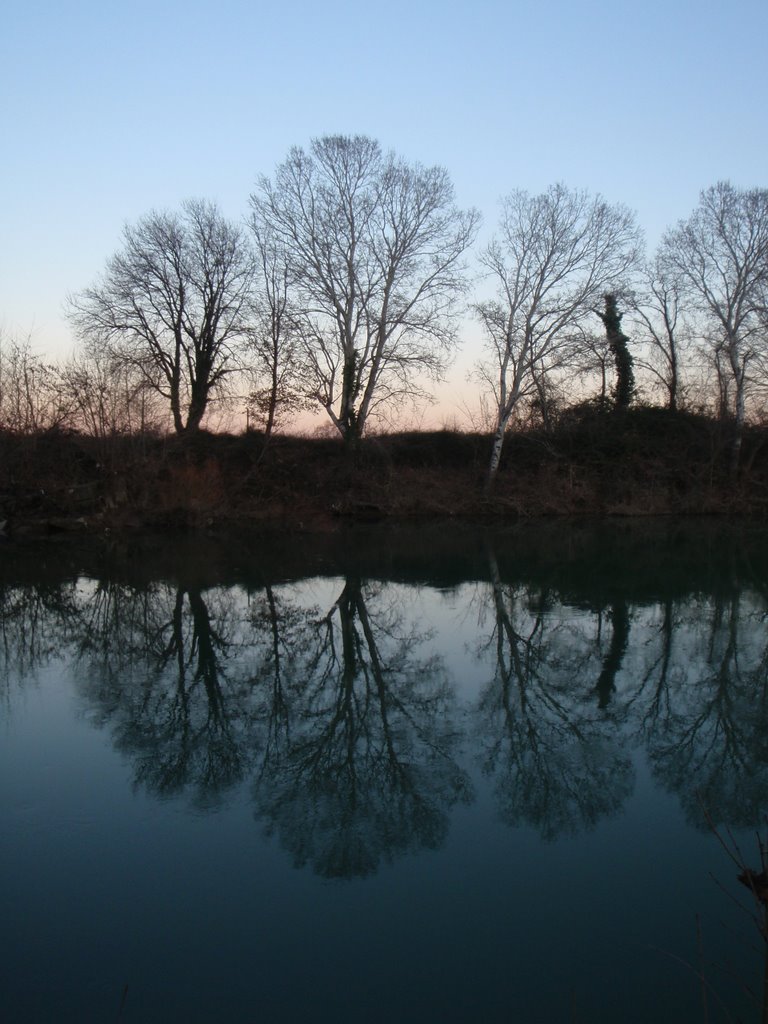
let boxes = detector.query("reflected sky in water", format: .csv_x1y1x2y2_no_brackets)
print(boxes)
1,521,767,1022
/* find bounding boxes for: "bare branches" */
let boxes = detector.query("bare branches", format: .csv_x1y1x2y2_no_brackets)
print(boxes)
660,182,768,464
60,345,163,439
475,184,642,483
243,217,309,436
627,258,687,411
251,135,479,442
68,200,254,434
0,331,71,433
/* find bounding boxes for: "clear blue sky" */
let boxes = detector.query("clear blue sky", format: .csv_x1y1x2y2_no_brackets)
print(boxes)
2,0,766,388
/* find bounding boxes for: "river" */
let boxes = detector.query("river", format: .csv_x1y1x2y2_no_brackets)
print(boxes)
1,520,766,1022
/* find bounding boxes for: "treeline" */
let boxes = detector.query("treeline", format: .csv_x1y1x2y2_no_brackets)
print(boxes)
2,136,768,487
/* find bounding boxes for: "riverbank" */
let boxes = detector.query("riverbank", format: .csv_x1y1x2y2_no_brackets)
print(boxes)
1,407,766,537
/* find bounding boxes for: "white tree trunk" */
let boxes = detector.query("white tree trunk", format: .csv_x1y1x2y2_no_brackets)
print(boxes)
486,412,509,491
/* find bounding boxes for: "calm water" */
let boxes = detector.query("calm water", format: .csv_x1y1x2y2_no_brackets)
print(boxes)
2,521,768,1023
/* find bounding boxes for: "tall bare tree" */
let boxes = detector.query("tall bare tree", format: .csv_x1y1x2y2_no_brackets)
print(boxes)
475,184,641,486
251,135,479,443
244,219,306,437
659,182,768,466
627,257,686,411
69,199,254,434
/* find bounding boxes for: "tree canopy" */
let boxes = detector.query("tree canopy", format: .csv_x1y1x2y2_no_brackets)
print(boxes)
68,199,254,434
251,135,479,442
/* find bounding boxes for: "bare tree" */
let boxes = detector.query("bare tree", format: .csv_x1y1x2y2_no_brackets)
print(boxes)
61,343,162,439
68,199,254,434
251,135,479,444
627,257,687,411
571,328,614,407
0,330,71,433
659,182,768,467
244,219,307,437
475,184,641,487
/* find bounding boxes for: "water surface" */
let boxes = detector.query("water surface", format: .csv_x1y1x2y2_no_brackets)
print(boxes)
2,521,767,1022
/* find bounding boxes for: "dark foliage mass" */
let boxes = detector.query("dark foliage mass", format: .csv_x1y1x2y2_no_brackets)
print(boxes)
601,293,635,410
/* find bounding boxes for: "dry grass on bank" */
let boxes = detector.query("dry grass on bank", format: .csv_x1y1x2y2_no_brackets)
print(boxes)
1,406,767,535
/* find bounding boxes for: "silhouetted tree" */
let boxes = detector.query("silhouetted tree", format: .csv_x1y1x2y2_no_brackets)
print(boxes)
251,135,478,444
0,331,70,432
475,185,641,487
61,343,161,440
244,220,307,436
69,200,254,434
660,182,768,469
629,259,686,411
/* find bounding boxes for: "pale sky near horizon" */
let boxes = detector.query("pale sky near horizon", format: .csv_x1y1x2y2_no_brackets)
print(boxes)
1,0,766,425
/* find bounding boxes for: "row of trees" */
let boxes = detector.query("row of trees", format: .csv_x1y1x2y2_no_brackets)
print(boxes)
3,135,768,477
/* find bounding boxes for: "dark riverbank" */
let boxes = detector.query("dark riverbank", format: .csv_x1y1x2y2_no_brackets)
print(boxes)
1,407,767,537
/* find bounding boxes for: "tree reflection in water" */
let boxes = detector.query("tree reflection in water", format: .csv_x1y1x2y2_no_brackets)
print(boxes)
74,581,256,807
251,577,471,878
35,571,471,877
472,550,634,839
0,579,78,699
3,525,768,869
643,590,768,829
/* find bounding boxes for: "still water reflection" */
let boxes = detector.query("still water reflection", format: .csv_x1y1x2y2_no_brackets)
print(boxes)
1,521,767,1021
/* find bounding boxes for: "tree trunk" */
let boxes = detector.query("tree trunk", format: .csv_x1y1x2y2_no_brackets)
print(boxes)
668,362,678,411
340,348,359,439
185,393,207,433
667,339,678,412
170,381,184,434
729,339,745,475
264,361,278,438
486,414,509,493
595,601,629,709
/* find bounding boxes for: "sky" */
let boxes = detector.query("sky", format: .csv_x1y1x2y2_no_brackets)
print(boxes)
1,0,766,425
